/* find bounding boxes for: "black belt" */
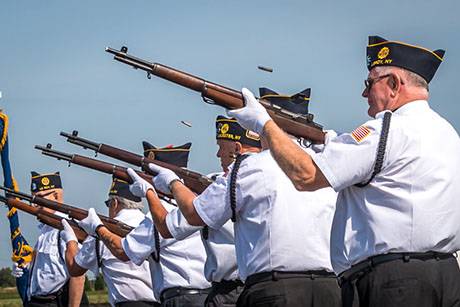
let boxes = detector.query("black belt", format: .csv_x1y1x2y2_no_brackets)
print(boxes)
115,300,159,307
337,251,454,287
160,287,211,302
30,285,65,303
245,270,336,288
211,279,244,291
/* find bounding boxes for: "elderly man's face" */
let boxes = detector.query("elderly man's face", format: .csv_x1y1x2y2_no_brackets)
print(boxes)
32,188,62,214
216,139,239,174
362,68,393,118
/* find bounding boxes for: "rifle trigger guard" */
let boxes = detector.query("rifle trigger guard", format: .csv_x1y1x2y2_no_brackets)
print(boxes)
147,72,151,79
298,138,312,149
201,94,216,105
67,161,72,167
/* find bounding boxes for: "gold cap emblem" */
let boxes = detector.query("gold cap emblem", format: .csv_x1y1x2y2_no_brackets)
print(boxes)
378,47,390,59
41,177,50,186
220,123,229,134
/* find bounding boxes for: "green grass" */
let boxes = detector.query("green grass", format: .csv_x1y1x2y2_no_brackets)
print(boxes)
0,287,110,306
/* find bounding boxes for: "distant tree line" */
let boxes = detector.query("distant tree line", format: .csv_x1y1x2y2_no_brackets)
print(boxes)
0,267,15,288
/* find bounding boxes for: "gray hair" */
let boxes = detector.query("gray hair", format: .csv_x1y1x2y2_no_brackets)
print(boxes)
108,195,144,210
375,66,429,91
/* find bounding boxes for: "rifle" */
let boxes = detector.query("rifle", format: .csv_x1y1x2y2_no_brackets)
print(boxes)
60,130,212,194
0,195,87,243
0,185,133,238
34,144,172,200
105,46,325,144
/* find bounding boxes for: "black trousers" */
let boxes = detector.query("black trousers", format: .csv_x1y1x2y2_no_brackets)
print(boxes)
115,301,160,307
205,280,244,307
341,255,460,307
161,293,209,307
25,283,89,307
236,276,341,307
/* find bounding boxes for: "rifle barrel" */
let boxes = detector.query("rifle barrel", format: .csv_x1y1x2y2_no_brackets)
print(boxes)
105,46,325,143
35,145,73,161
60,132,213,194
60,131,101,152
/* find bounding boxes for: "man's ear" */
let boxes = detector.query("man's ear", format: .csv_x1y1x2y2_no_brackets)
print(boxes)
235,142,243,154
387,74,402,97
112,198,118,210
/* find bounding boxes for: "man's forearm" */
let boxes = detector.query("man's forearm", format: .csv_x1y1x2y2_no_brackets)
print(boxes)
96,227,130,261
65,242,87,277
68,274,85,307
264,120,329,191
170,181,205,226
146,190,172,238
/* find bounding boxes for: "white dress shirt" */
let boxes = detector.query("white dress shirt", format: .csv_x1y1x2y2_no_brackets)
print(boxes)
194,150,338,281
166,174,239,282
28,215,70,297
75,208,156,305
121,201,210,298
311,100,460,274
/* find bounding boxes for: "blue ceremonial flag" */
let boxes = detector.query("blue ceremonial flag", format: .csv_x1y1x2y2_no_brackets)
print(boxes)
0,111,33,302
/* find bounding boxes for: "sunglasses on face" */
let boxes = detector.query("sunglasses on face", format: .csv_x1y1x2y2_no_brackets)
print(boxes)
105,199,114,208
364,74,391,92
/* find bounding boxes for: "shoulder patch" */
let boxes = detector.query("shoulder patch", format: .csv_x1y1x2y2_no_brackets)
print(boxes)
351,125,372,143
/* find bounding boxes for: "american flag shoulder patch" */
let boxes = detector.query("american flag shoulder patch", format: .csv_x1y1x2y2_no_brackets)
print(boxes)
351,125,372,143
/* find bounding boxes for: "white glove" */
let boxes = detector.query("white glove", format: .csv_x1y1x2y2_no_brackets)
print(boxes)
61,219,78,244
11,263,24,278
78,208,103,236
127,168,155,198
149,163,181,194
226,87,271,135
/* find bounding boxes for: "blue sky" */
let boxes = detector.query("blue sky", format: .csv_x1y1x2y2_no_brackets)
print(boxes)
0,1,459,268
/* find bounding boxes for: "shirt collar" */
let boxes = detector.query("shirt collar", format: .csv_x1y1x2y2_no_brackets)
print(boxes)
115,208,142,221
375,100,429,119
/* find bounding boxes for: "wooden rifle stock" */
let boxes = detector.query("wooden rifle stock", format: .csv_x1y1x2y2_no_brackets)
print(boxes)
0,186,133,238
0,196,87,243
106,46,325,144
60,131,213,194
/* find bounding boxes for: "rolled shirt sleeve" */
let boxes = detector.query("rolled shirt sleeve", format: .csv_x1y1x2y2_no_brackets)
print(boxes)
121,214,156,266
74,237,98,275
311,118,383,191
166,207,202,240
193,175,231,230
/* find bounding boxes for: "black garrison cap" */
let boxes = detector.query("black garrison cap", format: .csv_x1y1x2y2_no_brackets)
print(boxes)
259,87,311,115
215,115,261,148
142,142,191,168
31,171,62,193
108,178,141,202
366,35,445,83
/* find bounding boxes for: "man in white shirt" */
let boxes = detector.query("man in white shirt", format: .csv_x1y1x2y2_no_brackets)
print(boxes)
77,144,211,307
25,171,88,307
145,116,263,306
135,105,341,306
227,35,460,307
61,178,158,307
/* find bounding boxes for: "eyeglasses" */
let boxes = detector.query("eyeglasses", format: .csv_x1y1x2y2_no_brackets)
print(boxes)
104,199,114,207
364,74,391,92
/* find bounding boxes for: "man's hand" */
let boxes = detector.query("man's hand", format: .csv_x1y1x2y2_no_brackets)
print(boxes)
61,219,78,244
78,208,103,236
11,263,24,278
127,168,155,198
227,87,271,135
148,163,181,194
